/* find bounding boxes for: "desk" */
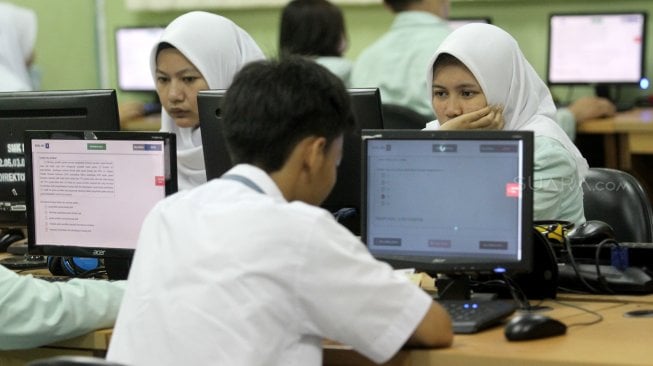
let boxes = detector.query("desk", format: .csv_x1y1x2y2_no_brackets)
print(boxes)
577,108,653,170
323,296,653,366
1,294,652,366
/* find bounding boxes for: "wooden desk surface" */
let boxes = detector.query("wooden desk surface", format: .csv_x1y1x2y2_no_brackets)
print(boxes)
3,258,653,366
578,108,653,134
324,297,653,366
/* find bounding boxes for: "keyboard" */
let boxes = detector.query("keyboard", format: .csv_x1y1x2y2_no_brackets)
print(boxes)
437,299,518,334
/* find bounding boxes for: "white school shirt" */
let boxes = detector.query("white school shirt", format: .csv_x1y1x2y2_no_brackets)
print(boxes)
108,164,432,366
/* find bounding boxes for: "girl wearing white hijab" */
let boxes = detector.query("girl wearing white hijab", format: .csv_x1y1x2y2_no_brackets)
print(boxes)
151,11,265,190
424,23,587,225
0,2,38,91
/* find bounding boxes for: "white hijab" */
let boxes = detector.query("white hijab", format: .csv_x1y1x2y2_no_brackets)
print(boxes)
0,2,37,91
151,11,265,190
426,23,589,185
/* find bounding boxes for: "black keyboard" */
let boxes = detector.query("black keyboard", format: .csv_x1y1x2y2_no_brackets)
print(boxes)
437,299,517,334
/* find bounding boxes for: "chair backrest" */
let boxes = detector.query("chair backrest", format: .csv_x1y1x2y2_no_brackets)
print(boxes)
582,167,653,242
381,103,431,129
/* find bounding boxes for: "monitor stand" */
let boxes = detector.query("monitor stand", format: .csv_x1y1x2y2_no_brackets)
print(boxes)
105,257,133,280
435,274,497,301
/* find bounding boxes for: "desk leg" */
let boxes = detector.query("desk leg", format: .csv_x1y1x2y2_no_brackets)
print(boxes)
603,134,619,169
617,134,632,171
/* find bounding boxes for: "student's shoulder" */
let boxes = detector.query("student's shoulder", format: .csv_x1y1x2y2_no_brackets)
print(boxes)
534,136,577,174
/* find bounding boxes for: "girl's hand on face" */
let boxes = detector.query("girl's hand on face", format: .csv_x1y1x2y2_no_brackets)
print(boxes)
440,105,504,131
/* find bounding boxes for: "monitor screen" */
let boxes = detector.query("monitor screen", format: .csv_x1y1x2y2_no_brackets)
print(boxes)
198,88,384,235
115,26,164,92
361,129,533,276
547,12,647,85
447,17,492,30
0,89,120,230
26,130,177,262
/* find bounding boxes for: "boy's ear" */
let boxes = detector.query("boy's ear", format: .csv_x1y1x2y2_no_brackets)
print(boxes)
303,136,328,174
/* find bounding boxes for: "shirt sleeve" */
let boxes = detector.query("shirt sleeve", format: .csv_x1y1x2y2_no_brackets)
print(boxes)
0,265,126,350
295,213,433,364
555,108,577,141
532,137,581,222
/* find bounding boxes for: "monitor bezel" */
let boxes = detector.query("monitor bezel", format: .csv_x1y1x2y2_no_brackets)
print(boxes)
546,11,648,86
25,130,177,259
360,129,534,276
0,89,120,229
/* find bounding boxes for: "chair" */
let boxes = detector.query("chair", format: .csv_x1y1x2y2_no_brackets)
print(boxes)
582,167,653,242
26,356,126,366
381,104,431,129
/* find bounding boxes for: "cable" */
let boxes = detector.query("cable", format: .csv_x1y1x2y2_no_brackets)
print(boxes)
553,300,605,327
594,239,621,294
500,273,532,311
563,232,602,293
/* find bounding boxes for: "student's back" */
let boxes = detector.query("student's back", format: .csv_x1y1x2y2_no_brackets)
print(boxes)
350,0,451,117
107,57,453,366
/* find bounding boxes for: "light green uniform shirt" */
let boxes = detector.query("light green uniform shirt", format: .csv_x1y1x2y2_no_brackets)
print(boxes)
555,107,577,140
533,136,585,225
316,56,352,88
0,265,126,350
350,11,451,117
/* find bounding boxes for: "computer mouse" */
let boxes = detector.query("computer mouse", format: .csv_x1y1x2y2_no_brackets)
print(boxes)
504,313,567,341
567,220,616,245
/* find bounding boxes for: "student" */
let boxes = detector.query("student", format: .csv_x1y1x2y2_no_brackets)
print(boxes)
0,2,38,91
107,57,453,365
425,23,587,225
0,265,125,350
350,0,451,118
152,11,265,190
279,0,352,86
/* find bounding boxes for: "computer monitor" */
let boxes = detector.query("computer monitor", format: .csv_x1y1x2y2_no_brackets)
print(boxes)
25,130,177,279
115,26,164,92
198,88,384,234
447,17,492,30
197,89,231,183
0,89,120,233
547,12,647,99
361,129,534,298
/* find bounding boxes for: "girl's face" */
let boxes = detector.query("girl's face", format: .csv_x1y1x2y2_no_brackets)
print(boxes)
431,63,488,124
155,48,209,128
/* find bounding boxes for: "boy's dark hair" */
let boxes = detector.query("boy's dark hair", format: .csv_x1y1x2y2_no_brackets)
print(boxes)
222,57,355,172
279,0,346,57
384,0,422,12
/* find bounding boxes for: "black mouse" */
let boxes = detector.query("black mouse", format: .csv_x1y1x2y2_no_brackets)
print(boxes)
567,220,615,245
504,313,567,341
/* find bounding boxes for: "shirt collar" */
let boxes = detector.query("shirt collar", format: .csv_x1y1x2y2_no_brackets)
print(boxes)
392,11,447,29
224,164,286,202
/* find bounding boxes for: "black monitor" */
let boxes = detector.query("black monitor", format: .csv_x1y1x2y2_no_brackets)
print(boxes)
115,26,164,92
198,89,231,183
198,88,384,235
447,17,492,30
361,129,534,298
0,89,120,236
547,12,648,101
25,130,177,280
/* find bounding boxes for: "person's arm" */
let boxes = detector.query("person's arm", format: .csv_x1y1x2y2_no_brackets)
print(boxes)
406,302,453,347
0,265,126,350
